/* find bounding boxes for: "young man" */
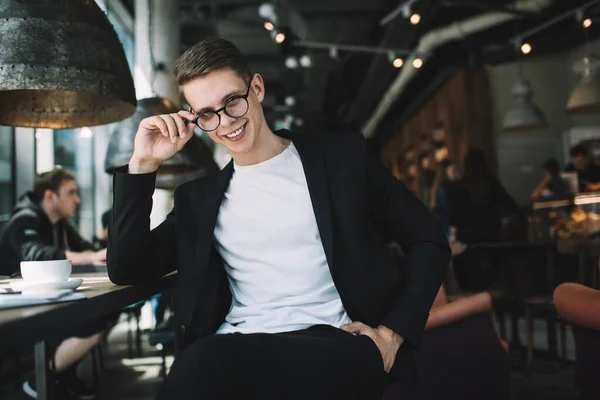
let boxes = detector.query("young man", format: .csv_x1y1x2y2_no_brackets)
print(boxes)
108,37,451,399
0,168,107,399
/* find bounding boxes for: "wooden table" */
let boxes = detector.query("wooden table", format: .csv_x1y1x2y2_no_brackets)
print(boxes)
0,272,177,400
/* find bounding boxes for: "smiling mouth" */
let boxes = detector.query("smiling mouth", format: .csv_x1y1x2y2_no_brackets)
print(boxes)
223,122,246,139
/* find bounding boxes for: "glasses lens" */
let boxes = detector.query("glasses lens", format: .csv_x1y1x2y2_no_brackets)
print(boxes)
225,97,249,118
196,112,219,131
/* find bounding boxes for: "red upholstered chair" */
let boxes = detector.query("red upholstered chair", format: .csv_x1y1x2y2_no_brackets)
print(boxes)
553,283,600,400
382,289,510,400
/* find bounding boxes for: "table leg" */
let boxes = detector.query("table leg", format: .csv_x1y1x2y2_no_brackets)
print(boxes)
34,340,53,400
545,244,554,292
578,245,586,285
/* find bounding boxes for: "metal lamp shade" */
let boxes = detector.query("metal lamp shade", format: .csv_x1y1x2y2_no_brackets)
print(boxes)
503,79,547,132
567,55,600,114
0,0,136,128
567,77,600,114
105,97,219,190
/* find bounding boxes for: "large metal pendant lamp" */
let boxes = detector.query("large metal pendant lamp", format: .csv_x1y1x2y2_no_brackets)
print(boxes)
0,0,136,128
567,55,600,114
503,78,547,131
104,97,219,189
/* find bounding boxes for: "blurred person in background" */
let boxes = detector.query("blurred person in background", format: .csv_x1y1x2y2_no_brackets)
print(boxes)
531,158,570,201
449,149,524,291
0,167,107,399
565,144,600,192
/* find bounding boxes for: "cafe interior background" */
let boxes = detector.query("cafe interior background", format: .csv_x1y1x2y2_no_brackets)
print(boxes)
1,0,600,399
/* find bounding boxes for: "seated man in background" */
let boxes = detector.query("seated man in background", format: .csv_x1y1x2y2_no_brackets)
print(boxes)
565,144,600,192
0,167,107,399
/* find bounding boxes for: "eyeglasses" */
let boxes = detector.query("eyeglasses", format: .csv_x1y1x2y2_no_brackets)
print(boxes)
190,80,252,132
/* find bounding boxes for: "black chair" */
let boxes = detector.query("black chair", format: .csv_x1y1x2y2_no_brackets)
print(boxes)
122,301,144,358
148,319,176,380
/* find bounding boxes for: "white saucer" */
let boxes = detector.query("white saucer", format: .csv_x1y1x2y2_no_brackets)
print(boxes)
9,278,83,293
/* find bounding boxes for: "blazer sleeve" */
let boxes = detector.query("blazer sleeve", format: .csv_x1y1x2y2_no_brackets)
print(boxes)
107,166,177,285
359,135,451,348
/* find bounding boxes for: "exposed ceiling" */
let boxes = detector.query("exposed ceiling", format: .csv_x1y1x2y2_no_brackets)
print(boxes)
123,0,600,150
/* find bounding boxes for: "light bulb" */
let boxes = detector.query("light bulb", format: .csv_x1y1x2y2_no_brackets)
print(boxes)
410,13,421,25
521,43,532,54
79,127,93,138
285,96,296,106
299,54,312,68
393,58,403,68
258,3,275,20
275,32,285,43
584,18,592,28
413,58,423,68
285,56,298,69
264,21,274,31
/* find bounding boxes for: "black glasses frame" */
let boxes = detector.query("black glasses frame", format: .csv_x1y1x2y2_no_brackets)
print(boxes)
190,80,252,132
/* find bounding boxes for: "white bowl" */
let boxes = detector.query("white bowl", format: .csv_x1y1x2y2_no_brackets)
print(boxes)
20,260,72,282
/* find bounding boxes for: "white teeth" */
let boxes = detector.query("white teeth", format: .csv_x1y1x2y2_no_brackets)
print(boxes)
226,125,244,138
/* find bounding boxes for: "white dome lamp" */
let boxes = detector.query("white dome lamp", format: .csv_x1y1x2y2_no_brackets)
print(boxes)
567,54,600,114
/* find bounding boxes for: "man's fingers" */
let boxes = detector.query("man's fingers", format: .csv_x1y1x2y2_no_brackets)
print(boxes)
340,321,370,335
170,113,187,137
159,114,179,144
146,116,168,137
178,109,197,122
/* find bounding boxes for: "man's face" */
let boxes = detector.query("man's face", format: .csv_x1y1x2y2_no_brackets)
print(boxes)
571,155,588,171
50,180,80,219
182,69,266,158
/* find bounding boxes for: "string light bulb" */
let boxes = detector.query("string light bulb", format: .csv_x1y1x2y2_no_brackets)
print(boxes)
410,13,421,25
275,32,285,43
264,21,274,31
393,58,404,68
413,57,423,68
521,43,532,54
584,18,592,28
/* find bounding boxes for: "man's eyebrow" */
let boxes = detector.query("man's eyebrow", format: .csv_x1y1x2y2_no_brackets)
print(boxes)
195,88,245,114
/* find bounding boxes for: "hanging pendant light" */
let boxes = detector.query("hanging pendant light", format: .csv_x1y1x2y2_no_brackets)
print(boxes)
503,78,547,131
0,0,136,128
567,55,600,114
104,97,219,189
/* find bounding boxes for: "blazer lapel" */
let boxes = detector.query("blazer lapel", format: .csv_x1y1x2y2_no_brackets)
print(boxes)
284,131,335,270
193,161,234,283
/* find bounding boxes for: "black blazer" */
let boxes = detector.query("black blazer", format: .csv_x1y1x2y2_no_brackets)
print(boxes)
107,130,451,381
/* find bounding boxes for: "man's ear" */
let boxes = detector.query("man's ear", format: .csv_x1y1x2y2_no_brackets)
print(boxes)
252,73,265,103
43,189,56,203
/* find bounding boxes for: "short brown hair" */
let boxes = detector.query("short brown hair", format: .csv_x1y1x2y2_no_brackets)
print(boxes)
175,37,252,86
33,167,75,203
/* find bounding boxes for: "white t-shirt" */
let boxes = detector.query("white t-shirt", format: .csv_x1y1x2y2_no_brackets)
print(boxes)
214,143,352,334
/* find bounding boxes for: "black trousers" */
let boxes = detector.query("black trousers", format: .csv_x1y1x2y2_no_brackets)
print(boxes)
157,324,389,400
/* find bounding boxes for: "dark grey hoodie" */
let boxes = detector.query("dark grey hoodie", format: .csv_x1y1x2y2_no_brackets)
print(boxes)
0,192,94,276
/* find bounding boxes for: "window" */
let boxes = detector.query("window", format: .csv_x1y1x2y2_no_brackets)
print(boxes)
0,126,15,231
53,128,95,240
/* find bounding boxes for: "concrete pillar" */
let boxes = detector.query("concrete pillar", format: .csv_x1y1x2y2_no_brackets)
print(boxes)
134,0,180,228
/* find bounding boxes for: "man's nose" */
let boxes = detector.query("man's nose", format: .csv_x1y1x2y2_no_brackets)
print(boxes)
219,111,238,129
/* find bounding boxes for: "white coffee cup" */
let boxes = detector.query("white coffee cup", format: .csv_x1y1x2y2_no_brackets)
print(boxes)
20,260,72,282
